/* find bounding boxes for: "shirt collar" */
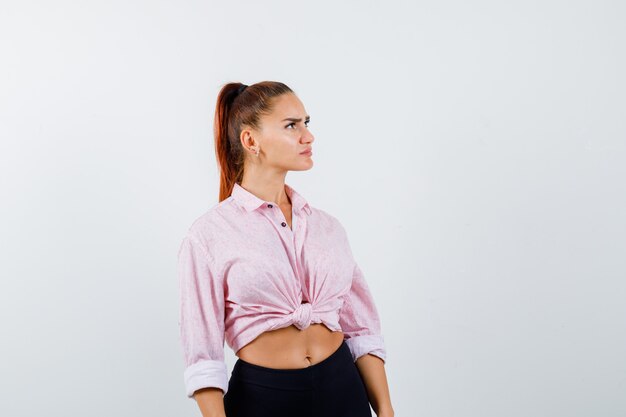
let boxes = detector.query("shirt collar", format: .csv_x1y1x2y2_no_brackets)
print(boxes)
231,182,312,216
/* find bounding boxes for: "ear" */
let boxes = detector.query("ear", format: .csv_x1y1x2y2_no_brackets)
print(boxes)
239,127,261,156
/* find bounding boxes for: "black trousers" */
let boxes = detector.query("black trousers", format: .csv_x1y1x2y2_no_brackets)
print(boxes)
223,340,373,417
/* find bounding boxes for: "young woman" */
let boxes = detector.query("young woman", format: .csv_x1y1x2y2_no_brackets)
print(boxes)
177,81,394,417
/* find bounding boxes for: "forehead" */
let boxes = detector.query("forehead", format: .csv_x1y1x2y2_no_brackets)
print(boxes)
267,93,307,120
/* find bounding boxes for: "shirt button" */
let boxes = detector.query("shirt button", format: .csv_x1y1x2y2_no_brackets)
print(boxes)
281,222,287,227
267,204,273,208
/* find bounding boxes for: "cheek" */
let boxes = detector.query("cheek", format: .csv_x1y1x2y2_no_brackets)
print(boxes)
269,135,299,155
261,127,301,160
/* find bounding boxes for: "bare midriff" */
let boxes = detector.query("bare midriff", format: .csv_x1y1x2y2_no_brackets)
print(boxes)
235,323,345,368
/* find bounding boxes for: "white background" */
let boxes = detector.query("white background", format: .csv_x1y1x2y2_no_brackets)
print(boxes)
1,1,625,416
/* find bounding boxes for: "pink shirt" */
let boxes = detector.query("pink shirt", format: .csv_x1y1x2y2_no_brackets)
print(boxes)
177,182,386,398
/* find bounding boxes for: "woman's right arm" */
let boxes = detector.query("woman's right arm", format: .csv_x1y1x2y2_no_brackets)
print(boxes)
178,233,229,416
194,388,226,417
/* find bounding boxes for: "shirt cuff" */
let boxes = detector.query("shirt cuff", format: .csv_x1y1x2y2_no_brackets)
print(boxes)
184,359,229,398
345,334,387,364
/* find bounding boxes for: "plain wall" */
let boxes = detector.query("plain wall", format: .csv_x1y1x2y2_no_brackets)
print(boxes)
0,0,624,416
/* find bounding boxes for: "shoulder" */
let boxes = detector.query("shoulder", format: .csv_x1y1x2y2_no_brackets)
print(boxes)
307,205,349,237
183,196,240,250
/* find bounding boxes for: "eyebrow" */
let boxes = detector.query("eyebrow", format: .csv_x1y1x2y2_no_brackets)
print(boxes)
281,115,311,122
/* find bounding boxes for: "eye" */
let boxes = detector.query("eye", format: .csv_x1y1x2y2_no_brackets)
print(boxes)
286,120,311,129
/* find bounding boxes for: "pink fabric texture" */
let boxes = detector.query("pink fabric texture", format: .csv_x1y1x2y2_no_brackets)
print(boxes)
177,182,386,398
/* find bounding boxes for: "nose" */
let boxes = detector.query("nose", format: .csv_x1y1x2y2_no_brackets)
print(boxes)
303,130,315,144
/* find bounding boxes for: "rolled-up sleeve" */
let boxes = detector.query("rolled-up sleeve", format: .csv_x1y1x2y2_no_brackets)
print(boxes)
177,234,228,398
338,262,387,364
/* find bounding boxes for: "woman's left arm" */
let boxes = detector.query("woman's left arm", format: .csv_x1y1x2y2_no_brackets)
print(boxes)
337,220,394,416
338,262,395,416
355,354,394,417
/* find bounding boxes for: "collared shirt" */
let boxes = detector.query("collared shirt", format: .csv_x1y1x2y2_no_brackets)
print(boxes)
177,182,386,398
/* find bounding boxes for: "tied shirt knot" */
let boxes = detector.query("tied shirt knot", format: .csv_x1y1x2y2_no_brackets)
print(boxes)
291,301,313,330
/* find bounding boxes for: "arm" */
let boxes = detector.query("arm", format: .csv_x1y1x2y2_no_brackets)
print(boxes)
178,234,228,416
355,354,394,417
193,388,226,417
338,263,394,416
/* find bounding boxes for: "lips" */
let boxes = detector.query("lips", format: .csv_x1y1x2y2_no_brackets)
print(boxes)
300,148,312,154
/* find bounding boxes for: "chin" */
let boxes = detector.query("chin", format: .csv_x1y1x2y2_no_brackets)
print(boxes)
290,161,314,171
